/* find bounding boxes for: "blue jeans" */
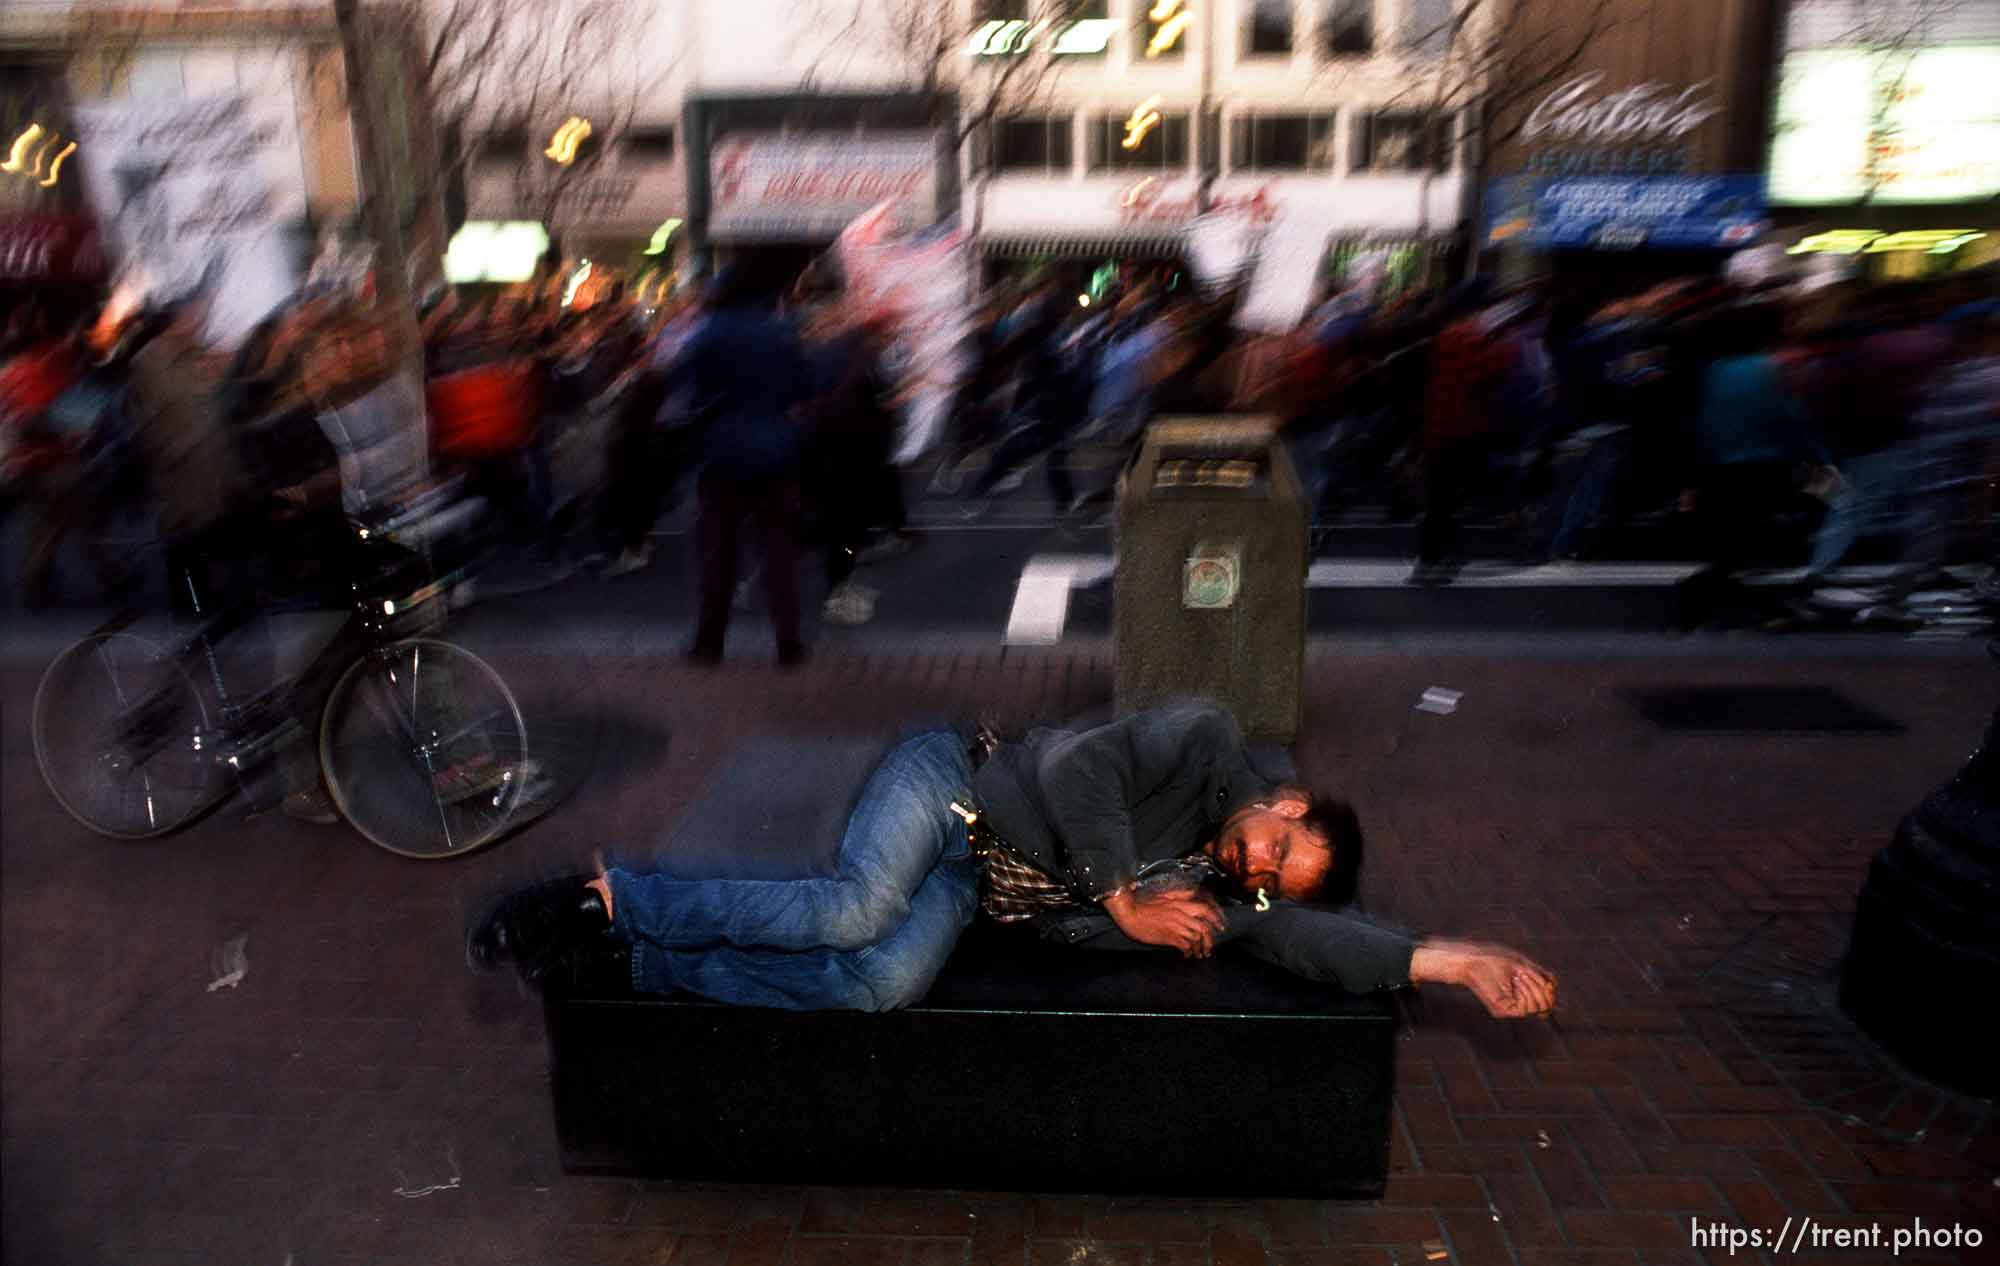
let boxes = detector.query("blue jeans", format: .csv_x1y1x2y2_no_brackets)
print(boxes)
1550,431,1633,558
1808,448,1912,578
603,730,979,1010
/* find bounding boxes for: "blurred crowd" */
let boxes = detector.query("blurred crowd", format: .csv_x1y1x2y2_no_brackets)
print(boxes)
1268,267,2000,628
3,248,1998,652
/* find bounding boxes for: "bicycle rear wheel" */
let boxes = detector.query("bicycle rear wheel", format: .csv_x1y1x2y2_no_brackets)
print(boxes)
32,631,224,838
319,638,531,859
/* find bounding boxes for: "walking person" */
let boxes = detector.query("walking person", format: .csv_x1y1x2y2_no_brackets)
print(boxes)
1798,293,1953,590
594,295,708,578
1411,291,1518,585
805,311,902,626
962,281,1081,514
931,298,1012,494
673,263,815,667
1671,300,1829,631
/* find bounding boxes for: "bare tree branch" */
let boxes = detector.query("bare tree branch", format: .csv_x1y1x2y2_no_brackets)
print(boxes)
1817,0,1967,204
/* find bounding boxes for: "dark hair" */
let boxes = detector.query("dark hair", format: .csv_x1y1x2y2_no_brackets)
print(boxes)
1301,794,1363,905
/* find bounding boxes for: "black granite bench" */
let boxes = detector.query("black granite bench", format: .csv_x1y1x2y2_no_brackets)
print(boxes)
544,736,1397,1196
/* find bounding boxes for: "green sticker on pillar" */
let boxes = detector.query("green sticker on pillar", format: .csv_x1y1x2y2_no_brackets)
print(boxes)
1183,547,1240,609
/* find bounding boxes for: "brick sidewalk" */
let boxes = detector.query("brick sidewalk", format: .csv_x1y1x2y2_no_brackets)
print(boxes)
3,647,1996,1266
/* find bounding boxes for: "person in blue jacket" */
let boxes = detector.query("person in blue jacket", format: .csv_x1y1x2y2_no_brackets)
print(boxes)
668,262,816,666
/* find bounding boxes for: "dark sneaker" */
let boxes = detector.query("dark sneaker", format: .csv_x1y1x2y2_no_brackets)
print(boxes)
546,942,637,999
466,876,611,981
683,644,724,668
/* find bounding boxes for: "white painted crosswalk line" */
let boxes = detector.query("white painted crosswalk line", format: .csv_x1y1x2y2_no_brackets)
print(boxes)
1004,555,1931,645
1306,560,1705,587
1004,555,1118,645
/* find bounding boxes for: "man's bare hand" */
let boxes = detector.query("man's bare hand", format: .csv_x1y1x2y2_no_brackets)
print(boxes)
1102,887,1226,959
1410,940,1558,1019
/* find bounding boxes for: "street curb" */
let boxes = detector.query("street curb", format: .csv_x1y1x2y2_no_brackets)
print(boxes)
4,614,1991,667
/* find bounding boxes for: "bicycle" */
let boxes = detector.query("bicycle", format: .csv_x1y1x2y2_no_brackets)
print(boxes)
32,510,538,859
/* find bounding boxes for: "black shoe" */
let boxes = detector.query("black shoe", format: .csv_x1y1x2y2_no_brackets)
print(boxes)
683,644,723,668
467,876,611,982
776,642,810,669
1408,560,1459,588
546,941,637,999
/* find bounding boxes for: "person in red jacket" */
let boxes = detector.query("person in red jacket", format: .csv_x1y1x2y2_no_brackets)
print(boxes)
1413,294,1519,584
4,304,126,605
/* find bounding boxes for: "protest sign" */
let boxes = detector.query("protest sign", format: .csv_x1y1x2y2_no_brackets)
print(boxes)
836,203,969,463
1184,205,1264,298
1234,207,1334,335
71,92,304,345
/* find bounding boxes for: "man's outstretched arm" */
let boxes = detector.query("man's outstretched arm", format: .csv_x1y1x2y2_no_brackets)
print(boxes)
1230,905,1557,1019
1408,939,1557,1019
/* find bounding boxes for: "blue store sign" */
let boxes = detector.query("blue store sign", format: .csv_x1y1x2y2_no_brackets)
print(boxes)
1484,175,1768,250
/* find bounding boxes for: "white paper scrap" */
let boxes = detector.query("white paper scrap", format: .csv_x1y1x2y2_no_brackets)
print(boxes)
1415,687,1463,716
206,934,249,992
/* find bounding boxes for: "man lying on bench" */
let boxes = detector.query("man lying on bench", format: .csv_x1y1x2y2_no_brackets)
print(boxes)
469,700,1556,1019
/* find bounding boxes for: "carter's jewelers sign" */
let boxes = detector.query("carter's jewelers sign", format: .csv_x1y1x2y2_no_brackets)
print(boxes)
708,133,936,241
1522,73,1722,177
1525,74,1720,143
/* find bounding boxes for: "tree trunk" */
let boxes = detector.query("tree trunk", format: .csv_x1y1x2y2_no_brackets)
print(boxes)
333,0,430,466
333,0,419,332
967,168,990,294
1417,165,1434,277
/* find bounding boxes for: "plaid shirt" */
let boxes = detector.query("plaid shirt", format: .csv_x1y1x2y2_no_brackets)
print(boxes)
978,843,1075,922
976,826,1226,924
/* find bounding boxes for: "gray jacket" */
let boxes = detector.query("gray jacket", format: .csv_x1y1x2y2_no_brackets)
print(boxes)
972,701,1417,993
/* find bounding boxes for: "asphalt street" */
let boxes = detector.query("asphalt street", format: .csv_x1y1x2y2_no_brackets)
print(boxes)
5,446,1990,655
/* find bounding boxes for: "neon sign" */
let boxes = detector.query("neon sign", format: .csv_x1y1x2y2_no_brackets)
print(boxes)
1787,229,1985,255
545,117,593,165
2,124,45,173
1123,96,1163,150
1146,0,1191,57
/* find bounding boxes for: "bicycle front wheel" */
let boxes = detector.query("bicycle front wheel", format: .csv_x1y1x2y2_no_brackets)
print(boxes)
33,631,224,838
319,638,530,859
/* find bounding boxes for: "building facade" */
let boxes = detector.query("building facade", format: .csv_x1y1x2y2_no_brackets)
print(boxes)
1,2,448,329
1764,0,2000,277
653,0,1479,286
963,0,1472,281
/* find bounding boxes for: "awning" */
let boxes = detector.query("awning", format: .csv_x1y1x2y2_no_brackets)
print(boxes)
982,233,1187,260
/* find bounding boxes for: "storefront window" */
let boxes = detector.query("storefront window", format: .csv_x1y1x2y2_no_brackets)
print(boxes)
1089,112,1190,171
1352,111,1451,172
991,116,1074,175
1230,113,1337,171
1404,0,1454,56
623,126,675,162
1322,0,1373,55
1244,0,1295,56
